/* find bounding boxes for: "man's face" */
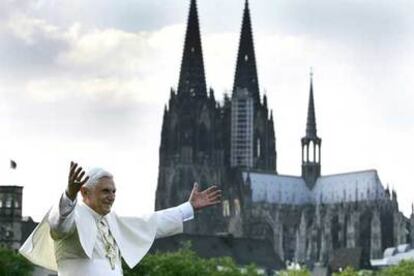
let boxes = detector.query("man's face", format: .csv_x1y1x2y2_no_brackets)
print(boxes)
82,177,116,216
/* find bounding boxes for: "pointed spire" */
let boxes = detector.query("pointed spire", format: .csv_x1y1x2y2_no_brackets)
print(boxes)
385,184,390,199
263,94,269,116
305,68,318,138
162,104,169,124
232,0,260,104
392,188,397,201
169,88,176,110
160,105,169,150
301,69,321,188
209,87,215,100
177,0,207,98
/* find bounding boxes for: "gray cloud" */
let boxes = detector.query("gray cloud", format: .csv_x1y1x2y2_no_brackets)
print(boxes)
0,30,68,79
255,0,414,48
1,0,413,217
30,0,188,32
6,93,162,146
0,0,33,19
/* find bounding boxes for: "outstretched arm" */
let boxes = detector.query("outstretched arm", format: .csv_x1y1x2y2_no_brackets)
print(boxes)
49,162,89,239
189,183,221,211
66,161,89,200
154,183,221,238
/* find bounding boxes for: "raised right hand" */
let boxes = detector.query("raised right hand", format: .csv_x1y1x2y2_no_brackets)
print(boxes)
66,161,89,201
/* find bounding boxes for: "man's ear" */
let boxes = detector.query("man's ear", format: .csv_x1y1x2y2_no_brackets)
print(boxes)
80,186,88,198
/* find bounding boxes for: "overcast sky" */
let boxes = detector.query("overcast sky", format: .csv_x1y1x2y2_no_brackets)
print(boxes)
1,0,413,221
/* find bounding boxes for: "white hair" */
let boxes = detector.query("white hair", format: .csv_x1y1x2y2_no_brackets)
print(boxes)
83,167,113,189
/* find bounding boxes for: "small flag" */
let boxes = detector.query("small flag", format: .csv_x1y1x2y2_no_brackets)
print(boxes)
10,160,17,169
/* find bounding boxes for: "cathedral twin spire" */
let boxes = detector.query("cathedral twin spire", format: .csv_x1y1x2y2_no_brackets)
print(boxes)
178,0,260,102
176,0,317,173
177,0,207,98
232,0,261,105
177,0,320,128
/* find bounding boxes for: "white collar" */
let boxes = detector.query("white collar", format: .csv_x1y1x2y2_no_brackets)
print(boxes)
79,200,107,223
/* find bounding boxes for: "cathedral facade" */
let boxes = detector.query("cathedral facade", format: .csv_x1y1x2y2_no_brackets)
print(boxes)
155,0,412,268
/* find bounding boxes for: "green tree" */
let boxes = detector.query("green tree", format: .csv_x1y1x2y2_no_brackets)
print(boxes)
333,267,375,276
278,267,311,276
0,246,33,276
379,260,414,276
123,242,261,276
333,267,358,276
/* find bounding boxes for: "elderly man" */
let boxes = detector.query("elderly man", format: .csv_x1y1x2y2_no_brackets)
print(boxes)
20,162,221,275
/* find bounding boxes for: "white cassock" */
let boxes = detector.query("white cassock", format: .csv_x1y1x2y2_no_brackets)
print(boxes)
19,193,194,276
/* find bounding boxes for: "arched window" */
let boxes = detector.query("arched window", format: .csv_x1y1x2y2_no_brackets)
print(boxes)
309,141,314,162
304,145,309,162
234,199,241,215
316,144,320,162
6,196,12,208
223,200,230,217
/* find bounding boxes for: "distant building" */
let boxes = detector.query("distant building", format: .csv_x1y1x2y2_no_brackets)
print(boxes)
0,185,25,250
155,0,411,270
0,181,56,276
1,159,38,250
371,211,414,268
0,185,37,251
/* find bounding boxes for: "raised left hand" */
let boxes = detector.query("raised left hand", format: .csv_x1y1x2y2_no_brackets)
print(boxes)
189,183,222,211
66,161,89,201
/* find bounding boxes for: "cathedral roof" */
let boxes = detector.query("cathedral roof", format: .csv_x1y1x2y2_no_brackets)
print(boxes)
243,169,387,205
243,172,311,204
313,170,386,204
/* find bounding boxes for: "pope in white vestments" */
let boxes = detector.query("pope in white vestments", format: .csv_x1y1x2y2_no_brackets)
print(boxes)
19,162,221,276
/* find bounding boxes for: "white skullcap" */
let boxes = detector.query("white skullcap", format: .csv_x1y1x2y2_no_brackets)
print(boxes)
83,167,113,189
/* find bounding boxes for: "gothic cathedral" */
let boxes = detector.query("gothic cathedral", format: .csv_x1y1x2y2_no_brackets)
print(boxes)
155,0,412,268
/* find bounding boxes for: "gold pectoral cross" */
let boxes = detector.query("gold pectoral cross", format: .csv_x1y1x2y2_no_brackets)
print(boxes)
105,245,116,270
100,219,117,270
